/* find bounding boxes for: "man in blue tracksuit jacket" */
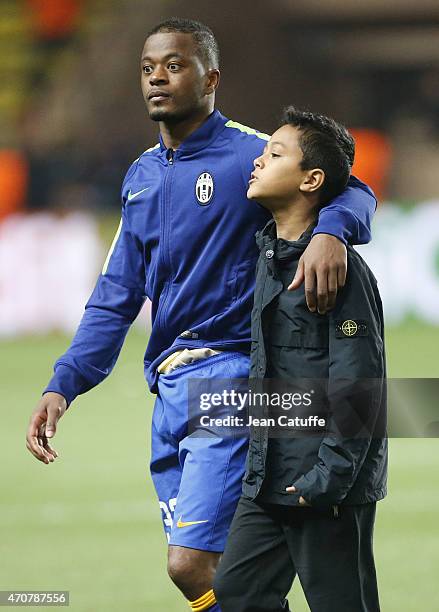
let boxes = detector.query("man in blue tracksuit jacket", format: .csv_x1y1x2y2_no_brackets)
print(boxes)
26,18,376,612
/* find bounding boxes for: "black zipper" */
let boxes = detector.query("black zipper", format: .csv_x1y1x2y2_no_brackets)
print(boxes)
157,148,175,328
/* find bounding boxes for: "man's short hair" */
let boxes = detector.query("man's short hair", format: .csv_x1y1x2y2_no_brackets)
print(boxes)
146,17,220,69
282,106,355,204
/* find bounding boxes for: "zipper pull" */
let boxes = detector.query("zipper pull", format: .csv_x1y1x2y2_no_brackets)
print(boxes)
333,505,339,518
167,149,174,165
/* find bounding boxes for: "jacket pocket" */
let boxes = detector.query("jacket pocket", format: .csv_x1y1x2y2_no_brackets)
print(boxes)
269,321,329,349
266,322,330,379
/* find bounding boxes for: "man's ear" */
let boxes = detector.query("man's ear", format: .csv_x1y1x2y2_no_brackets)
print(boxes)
300,168,325,194
205,69,220,95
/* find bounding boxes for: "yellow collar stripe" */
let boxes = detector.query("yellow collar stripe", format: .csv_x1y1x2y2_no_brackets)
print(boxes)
224,119,270,141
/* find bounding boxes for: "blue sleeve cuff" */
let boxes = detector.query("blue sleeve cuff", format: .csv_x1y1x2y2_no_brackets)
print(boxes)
43,364,89,407
312,209,355,246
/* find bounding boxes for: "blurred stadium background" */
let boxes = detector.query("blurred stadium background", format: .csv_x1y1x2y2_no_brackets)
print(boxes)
1,1,438,610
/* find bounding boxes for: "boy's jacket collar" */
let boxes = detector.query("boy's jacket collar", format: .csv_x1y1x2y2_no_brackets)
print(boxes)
255,218,318,259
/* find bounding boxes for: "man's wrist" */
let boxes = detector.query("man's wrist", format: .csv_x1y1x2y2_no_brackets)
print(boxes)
311,231,345,245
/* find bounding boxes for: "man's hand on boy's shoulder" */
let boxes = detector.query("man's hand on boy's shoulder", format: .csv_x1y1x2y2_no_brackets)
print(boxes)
288,234,347,315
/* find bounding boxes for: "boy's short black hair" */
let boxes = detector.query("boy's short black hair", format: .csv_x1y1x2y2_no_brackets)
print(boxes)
282,106,355,205
146,17,220,69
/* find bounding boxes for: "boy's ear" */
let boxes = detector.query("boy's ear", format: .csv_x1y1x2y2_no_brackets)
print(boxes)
300,169,325,194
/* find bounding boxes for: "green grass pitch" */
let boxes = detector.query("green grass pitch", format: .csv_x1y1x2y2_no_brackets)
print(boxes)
1,321,438,611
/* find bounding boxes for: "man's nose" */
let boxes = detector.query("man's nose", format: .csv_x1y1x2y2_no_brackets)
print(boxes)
149,67,168,85
254,156,263,169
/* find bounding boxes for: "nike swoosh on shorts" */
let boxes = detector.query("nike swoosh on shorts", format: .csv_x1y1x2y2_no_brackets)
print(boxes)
176,516,209,528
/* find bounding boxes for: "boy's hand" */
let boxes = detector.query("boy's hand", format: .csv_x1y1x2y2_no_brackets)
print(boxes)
26,392,67,464
288,234,347,314
285,485,310,506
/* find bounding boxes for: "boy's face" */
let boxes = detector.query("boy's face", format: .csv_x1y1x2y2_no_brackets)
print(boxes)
247,125,307,207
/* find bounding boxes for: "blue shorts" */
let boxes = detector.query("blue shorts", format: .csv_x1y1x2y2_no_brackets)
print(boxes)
150,351,250,553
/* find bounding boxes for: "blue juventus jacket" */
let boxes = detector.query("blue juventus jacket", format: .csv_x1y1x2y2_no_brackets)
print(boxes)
45,110,376,403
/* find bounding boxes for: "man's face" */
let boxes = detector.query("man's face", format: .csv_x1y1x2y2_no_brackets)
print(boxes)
247,125,307,207
141,32,211,123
